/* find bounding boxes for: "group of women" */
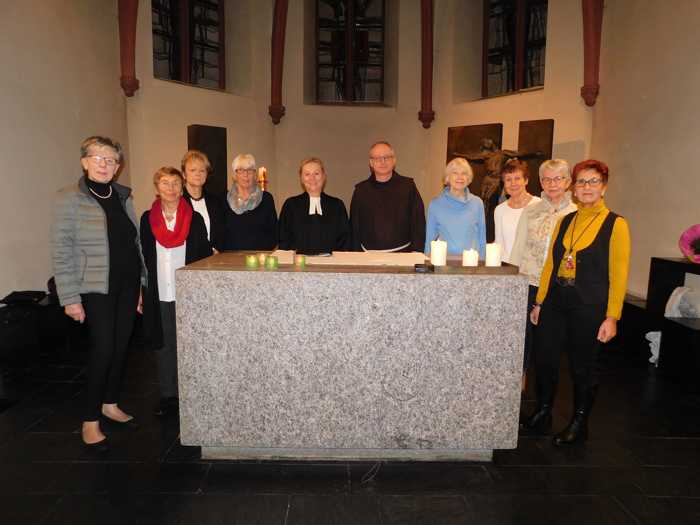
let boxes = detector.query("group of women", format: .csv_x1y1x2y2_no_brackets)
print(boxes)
50,136,352,451
430,155,630,445
51,134,629,451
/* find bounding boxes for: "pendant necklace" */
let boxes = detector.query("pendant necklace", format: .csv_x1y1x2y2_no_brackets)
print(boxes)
564,212,601,270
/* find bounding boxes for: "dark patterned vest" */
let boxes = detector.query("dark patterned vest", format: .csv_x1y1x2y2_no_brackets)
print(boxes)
548,210,620,306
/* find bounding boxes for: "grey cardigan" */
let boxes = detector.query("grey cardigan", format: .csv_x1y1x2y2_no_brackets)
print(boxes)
51,176,147,306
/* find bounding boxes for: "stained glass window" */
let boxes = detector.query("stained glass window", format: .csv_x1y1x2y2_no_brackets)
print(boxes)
483,0,547,97
316,0,385,104
152,0,225,90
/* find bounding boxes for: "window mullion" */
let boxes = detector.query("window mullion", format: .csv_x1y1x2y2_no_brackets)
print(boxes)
178,0,191,83
514,0,527,91
481,0,490,97
344,0,355,101
218,0,226,89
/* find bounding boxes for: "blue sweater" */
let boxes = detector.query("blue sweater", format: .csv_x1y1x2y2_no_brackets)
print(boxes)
425,188,486,257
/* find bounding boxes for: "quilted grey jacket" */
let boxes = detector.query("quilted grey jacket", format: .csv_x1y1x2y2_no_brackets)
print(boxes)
51,176,147,306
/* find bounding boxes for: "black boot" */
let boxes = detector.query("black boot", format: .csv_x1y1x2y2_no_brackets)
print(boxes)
552,408,587,445
553,386,596,446
520,378,555,435
520,404,552,434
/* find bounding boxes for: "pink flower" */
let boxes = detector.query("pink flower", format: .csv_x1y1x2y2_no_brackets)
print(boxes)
679,224,700,264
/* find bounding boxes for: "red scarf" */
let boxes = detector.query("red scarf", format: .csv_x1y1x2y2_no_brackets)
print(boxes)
149,198,193,248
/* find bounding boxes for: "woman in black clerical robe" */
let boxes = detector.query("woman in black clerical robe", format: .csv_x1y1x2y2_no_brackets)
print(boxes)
278,157,350,254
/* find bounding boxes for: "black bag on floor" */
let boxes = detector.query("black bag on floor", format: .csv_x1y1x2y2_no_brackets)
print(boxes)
1,290,46,305
0,302,42,363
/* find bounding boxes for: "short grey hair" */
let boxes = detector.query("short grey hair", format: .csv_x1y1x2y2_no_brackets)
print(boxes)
80,136,124,164
232,153,256,172
538,159,570,180
443,157,474,186
369,141,395,155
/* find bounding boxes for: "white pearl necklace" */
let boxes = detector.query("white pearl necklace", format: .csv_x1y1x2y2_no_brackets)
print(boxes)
88,186,112,199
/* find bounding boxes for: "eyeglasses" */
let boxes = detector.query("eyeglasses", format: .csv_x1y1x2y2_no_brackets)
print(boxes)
87,155,119,167
157,179,182,188
540,175,567,185
369,155,394,163
234,168,256,175
575,177,603,187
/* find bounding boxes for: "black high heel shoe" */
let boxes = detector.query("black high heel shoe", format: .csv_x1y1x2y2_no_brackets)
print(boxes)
83,437,110,454
101,414,140,430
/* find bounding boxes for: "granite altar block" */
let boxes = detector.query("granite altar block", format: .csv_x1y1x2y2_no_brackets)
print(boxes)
176,253,528,461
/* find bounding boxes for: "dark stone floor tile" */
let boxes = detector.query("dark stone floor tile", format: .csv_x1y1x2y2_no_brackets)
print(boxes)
616,494,700,525
379,495,468,525
349,462,491,495
116,494,289,525
541,467,640,496
534,438,641,467
203,462,349,495
485,466,642,495
42,494,157,525
0,404,54,447
54,461,210,495
138,462,210,494
482,466,549,494
1,462,71,494
593,384,700,438
623,438,700,466
44,462,143,496
172,494,289,525
632,466,700,497
287,495,381,525
0,432,86,463
463,494,637,524
493,437,551,466
0,494,60,524
27,404,83,433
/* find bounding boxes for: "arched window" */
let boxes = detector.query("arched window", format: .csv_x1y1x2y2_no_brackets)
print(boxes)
316,0,386,103
483,0,547,97
152,0,226,90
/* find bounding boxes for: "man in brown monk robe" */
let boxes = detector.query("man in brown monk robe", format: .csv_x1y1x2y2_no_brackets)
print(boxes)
349,141,426,252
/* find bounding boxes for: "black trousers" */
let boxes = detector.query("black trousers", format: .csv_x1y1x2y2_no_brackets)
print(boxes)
535,283,606,405
523,285,539,371
81,280,140,421
155,301,178,399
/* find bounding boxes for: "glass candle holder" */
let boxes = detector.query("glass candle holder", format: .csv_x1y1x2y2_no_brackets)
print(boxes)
245,254,259,268
264,255,279,270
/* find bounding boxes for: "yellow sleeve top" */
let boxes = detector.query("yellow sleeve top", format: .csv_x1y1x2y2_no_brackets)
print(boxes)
535,199,631,319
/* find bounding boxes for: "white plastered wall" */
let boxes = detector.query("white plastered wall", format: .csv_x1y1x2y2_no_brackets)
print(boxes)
0,0,128,295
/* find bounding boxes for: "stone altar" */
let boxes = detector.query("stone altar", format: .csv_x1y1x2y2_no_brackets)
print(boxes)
176,253,527,461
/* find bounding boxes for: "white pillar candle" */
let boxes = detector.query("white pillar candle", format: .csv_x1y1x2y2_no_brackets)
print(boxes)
462,249,479,267
485,243,502,267
430,240,447,266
